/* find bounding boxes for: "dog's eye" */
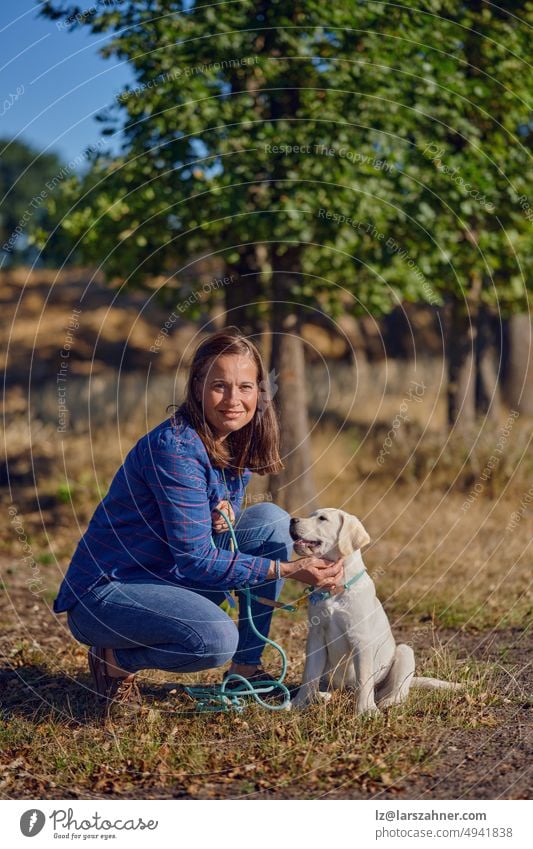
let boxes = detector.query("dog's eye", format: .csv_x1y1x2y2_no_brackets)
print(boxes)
318,515,327,521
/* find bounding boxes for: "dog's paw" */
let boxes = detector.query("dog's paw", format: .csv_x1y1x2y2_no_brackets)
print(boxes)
357,702,379,716
377,695,404,709
291,690,319,710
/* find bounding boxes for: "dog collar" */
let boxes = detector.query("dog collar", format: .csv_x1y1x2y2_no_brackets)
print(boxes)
307,567,367,605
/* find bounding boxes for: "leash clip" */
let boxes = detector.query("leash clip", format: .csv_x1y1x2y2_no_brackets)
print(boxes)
307,588,331,605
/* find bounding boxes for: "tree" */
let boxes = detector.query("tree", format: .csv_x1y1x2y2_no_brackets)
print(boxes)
504,314,533,415
38,1,532,504
37,0,418,509
346,0,532,427
0,137,65,265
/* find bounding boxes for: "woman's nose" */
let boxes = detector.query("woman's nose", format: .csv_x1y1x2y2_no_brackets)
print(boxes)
226,385,241,404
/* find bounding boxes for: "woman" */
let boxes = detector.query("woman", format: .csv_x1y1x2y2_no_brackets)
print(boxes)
53,328,344,709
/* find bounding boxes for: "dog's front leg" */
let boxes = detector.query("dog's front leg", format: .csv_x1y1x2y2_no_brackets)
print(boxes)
353,649,378,715
292,626,328,710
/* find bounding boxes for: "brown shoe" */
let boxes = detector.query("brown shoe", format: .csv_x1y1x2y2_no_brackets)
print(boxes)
88,646,142,706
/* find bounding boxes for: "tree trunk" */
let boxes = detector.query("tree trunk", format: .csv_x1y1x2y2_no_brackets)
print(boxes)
268,248,317,514
447,297,477,429
224,244,268,338
476,304,502,420
503,314,533,415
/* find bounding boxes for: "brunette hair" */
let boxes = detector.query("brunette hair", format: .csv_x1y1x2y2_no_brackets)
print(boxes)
167,328,284,475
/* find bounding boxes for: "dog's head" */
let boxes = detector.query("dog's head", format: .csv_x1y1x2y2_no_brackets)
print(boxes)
289,508,370,559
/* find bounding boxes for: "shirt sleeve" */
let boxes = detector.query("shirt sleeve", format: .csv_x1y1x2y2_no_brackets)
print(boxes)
141,431,272,590
233,468,252,520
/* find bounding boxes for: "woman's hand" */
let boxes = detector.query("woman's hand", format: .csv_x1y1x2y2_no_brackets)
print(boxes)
280,556,345,593
211,499,235,533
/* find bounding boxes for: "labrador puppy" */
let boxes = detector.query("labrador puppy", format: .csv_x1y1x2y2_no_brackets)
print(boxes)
290,508,462,713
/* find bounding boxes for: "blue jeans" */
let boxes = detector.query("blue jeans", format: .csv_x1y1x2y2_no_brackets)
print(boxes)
66,503,293,673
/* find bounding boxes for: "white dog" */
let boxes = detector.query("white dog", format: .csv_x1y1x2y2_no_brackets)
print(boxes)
290,509,462,713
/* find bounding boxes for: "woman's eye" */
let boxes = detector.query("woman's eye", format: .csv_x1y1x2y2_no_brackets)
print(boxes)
211,383,255,391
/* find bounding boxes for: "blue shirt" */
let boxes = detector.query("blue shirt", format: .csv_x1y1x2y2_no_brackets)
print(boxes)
53,413,272,613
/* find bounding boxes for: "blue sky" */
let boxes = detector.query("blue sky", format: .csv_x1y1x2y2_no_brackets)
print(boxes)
1,0,134,166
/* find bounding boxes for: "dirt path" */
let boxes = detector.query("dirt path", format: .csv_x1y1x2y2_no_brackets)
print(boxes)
364,628,532,800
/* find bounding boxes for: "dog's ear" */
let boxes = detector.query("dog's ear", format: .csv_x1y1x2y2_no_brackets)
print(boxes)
338,513,370,555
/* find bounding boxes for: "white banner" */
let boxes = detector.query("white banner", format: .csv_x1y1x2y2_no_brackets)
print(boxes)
1,799,530,848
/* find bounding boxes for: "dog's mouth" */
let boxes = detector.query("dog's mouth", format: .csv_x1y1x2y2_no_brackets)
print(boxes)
292,537,321,552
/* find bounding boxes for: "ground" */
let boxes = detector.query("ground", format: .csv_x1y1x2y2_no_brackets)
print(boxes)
1,268,531,798
1,476,531,800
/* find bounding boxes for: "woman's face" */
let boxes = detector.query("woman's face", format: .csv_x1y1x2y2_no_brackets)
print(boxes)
197,354,259,440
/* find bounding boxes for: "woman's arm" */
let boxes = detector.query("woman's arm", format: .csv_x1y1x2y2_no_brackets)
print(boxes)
142,430,272,590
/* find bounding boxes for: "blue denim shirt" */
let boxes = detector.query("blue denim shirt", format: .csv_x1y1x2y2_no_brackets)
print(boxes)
53,413,272,613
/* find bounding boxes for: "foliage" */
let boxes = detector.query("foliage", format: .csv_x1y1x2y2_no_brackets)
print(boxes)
37,1,532,317
0,137,66,266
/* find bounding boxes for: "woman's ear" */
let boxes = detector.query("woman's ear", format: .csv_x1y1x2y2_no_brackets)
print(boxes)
338,513,370,555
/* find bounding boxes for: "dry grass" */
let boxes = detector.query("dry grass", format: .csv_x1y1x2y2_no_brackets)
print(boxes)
3,408,531,632
1,385,531,799
0,627,522,799
2,268,530,798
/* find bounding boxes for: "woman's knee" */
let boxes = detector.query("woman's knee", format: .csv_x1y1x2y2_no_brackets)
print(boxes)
201,617,239,668
239,502,291,539
244,501,290,524
238,502,292,558
67,607,95,646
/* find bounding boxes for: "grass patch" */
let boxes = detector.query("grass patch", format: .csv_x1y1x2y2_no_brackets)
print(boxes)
2,400,530,798
0,637,514,799
36,553,54,566
383,593,532,631
0,687,467,797
56,480,76,505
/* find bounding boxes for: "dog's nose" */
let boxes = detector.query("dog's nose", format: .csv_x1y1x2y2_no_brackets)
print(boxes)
289,517,299,529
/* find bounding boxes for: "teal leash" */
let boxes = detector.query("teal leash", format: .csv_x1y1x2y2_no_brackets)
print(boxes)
182,507,292,713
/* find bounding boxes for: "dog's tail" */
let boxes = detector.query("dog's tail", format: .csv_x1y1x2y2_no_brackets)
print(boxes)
411,676,464,691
